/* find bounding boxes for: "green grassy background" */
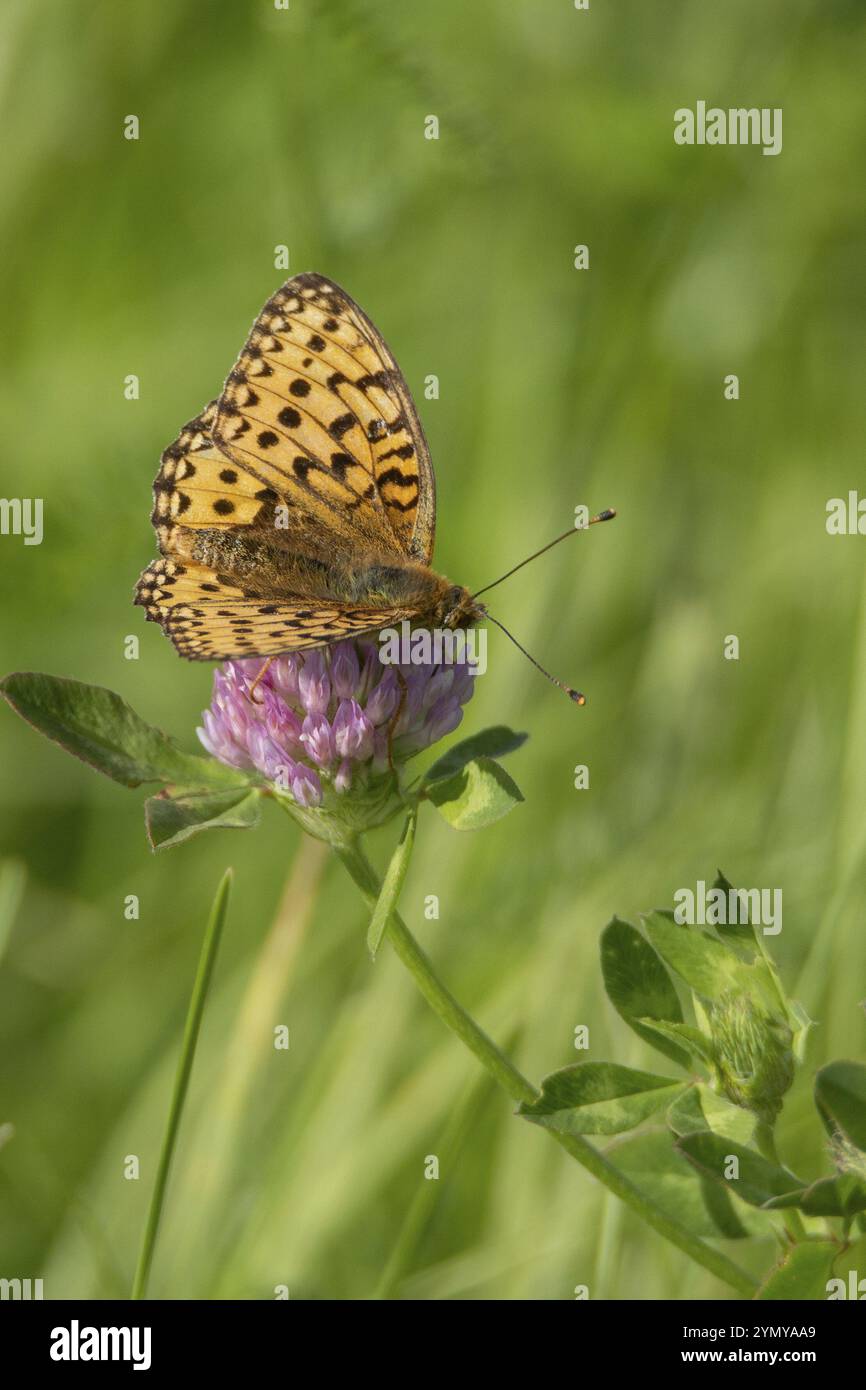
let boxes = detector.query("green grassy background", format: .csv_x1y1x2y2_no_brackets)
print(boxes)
1,0,865,1299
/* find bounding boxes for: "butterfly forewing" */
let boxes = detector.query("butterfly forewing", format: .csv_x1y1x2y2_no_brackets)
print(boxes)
213,273,435,563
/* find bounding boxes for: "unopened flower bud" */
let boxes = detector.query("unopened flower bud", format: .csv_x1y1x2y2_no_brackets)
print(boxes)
708,991,794,1124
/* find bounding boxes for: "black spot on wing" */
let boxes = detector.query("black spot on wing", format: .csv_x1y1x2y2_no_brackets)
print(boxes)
378,443,414,461
329,413,355,440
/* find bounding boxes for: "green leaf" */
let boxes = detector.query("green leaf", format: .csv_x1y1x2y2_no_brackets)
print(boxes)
600,918,689,1069
806,1175,866,1217
145,788,261,850
693,1088,757,1145
519,1063,686,1136
765,1174,866,1217
712,869,759,951
366,810,416,959
426,756,523,830
424,726,528,785
667,1084,756,1145
828,1237,866,1297
607,1130,770,1239
676,1132,803,1207
1,672,249,790
637,1017,716,1064
666,1085,707,1138
815,1060,866,1151
788,998,814,1063
643,910,758,1004
755,1241,839,1301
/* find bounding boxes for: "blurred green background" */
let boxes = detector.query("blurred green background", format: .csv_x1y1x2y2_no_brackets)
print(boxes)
1,0,865,1300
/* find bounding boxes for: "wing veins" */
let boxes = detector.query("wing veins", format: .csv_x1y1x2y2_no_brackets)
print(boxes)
281,309,375,383
255,357,378,475
231,406,374,506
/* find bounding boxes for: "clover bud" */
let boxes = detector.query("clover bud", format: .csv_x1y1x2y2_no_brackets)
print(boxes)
708,991,794,1124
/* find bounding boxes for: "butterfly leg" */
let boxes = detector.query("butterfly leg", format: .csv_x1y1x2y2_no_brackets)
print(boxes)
386,669,409,772
248,655,276,705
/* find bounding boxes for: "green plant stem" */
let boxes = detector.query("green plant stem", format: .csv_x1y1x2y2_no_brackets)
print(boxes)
131,869,232,1300
755,1121,807,1241
336,837,757,1298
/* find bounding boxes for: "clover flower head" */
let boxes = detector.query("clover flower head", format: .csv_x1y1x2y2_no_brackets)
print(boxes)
197,637,477,822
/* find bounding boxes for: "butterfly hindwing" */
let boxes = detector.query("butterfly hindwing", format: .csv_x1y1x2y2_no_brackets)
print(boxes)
135,556,412,661
213,272,435,564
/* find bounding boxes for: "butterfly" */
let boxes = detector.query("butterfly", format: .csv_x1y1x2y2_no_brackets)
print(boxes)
135,273,614,699
134,272,488,656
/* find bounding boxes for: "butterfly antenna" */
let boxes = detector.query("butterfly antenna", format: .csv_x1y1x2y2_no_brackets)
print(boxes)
486,613,587,705
472,508,616,600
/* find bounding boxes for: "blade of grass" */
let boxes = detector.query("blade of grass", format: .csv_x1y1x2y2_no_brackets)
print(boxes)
373,1029,512,1299
130,868,232,1300
184,837,327,1284
0,858,26,964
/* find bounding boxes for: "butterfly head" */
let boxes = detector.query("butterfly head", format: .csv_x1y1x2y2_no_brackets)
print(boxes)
439,584,487,630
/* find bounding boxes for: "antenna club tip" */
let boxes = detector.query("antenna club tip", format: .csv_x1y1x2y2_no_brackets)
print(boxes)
568,689,587,706
597,508,617,522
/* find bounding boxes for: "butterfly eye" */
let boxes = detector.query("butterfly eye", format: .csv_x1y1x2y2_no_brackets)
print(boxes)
445,585,464,608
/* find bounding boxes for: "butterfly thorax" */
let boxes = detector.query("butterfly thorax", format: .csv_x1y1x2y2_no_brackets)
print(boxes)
433,583,487,630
